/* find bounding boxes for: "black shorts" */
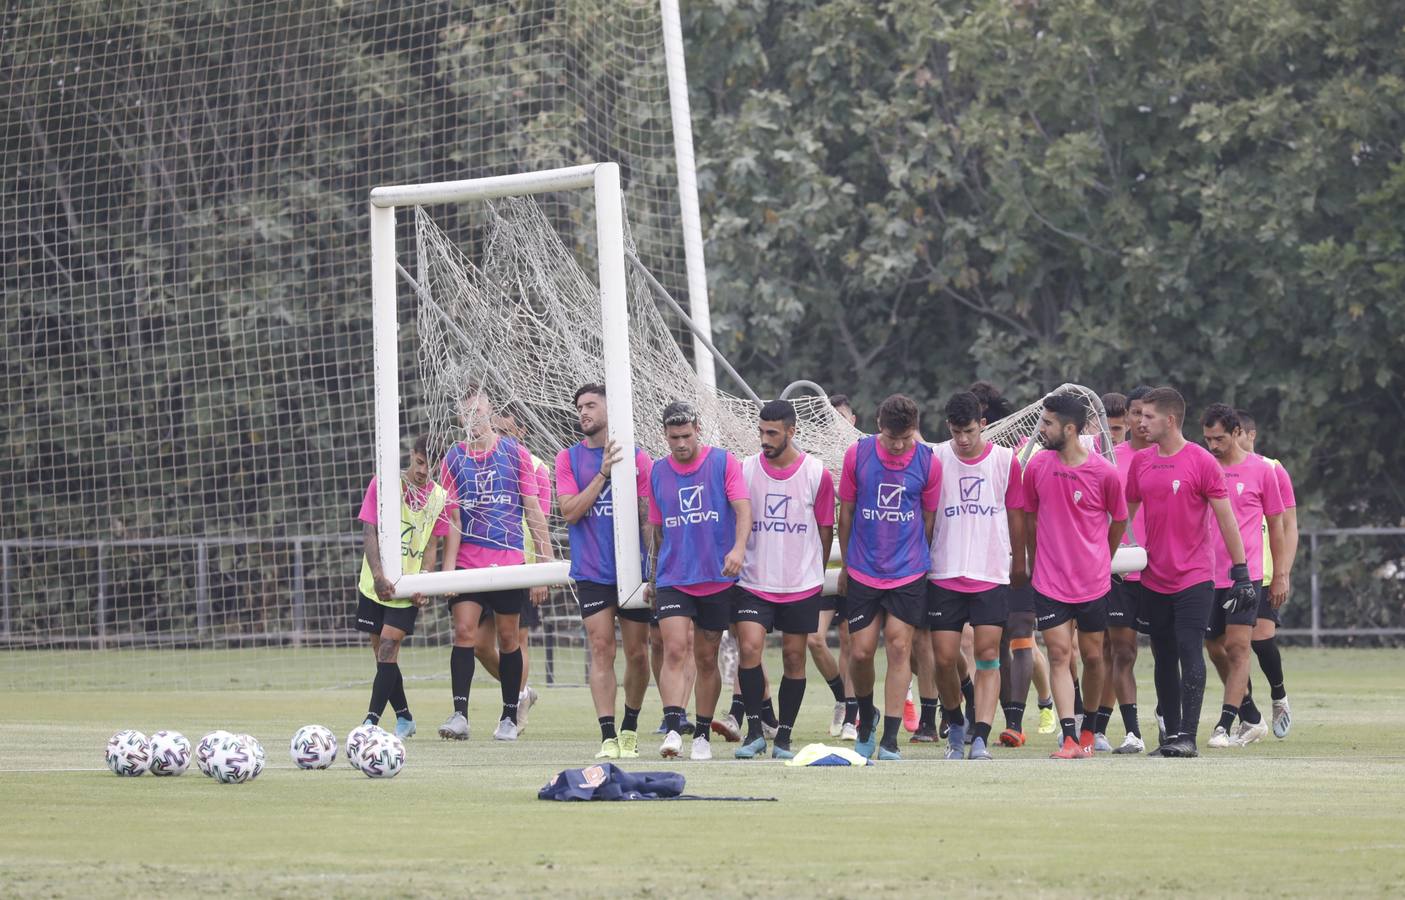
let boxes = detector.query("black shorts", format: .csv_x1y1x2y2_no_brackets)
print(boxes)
1107,579,1144,631
1006,584,1035,616
576,581,652,625
654,585,733,633
1035,591,1108,633
1139,582,1215,636
845,576,927,631
819,593,849,622
520,597,542,628
1206,587,1258,637
354,595,418,637
448,589,526,617
928,583,1008,631
1257,585,1281,625
731,588,822,635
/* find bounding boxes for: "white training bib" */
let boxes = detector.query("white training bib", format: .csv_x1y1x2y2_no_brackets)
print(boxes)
928,441,1014,584
739,453,826,595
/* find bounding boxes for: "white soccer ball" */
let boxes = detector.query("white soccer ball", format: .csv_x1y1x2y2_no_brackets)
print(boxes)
238,734,266,780
355,730,405,779
290,725,338,769
196,730,234,778
345,723,382,770
209,734,255,784
105,729,150,777
147,730,191,776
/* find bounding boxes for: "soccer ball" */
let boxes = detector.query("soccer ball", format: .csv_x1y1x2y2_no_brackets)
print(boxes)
196,730,234,777
147,730,191,776
105,729,151,777
355,730,405,779
238,733,266,780
345,723,382,769
290,725,338,769
209,734,255,784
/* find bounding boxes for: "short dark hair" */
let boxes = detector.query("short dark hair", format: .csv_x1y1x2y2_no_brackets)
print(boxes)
876,394,920,434
662,400,700,428
1043,392,1088,432
1126,384,1153,403
412,434,430,458
828,393,852,410
574,383,606,404
1235,408,1257,432
1143,386,1186,423
945,391,985,427
969,381,1011,419
1201,402,1240,433
759,398,797,428
1101,392,1128,419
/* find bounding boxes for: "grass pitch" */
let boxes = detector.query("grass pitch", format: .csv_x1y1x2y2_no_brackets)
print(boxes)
2,648,1403,897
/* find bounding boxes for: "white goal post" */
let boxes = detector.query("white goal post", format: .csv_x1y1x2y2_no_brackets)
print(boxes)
369,163,645,606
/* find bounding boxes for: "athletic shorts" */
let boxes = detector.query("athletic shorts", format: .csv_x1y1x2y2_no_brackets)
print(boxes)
654,585,733,633
927,583,1008,631
819,592,849,621
1257,585,1281,625
520,596,542,628
1107,579,1144,631
845,576,927,631
354,595,418,637
731,588,822,635
576,580,652,625
1035,591,1108,633
1138,581,1215,635
1205,587,1258,636
448,588,525,617
1006,584,1034,615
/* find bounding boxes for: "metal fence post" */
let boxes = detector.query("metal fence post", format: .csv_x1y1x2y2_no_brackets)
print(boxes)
291,539,305,648
2,544,11,638
196,541,210,636
96,543,109,651
1309,531,1321,649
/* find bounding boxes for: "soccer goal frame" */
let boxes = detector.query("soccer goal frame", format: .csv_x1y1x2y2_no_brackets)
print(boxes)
368,163,645,606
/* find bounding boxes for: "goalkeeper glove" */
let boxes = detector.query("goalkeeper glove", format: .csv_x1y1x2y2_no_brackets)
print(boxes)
1224,563,1258,614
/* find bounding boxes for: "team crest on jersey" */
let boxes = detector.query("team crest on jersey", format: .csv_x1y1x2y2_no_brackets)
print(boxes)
864,482,915,522
666,483,719,527
1236,482,1245,495
1172,479,1182,495
1073,490,1083,504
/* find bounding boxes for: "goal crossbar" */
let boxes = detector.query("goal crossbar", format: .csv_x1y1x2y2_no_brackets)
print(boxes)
369,162,645,606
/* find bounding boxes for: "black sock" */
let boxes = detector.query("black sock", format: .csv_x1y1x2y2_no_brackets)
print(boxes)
1073,678,1085,717
450,646,475,715
728,692,745,723
1038,696,1054,711
944,706,966,729
826,675,845,702
600,716,617,741
777,676,805,747
844,697,858,725
761,698,779,730
960,676,976,718
739,665,766,741
368,661,397,725
972,721,992,744
1218,704,1238,733
1060,717,1077,742
1119,703,1140,738
1004,701,1026,733
498,647,523,723
1094,706,1113,736
389,668,411,720
857,693,877,740
880,715,901,749
621,705,641,734
694,714,712,741
919,697,939,731
1252,638,1287,699
664,705,685,735
1240,695,1263,725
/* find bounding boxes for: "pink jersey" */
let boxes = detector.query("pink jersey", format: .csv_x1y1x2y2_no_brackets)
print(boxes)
743,453,835,603
440,437,541,569
1024,451,1127,604
645,446,748,596
1125,441,1229,593
1112,441,1150,582
555,446,652,499
1211,453,1284,587
929,442,1025,594
839,440,942,590
1268,457,1297,508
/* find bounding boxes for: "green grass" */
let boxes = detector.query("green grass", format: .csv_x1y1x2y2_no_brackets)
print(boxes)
2,648,1404,897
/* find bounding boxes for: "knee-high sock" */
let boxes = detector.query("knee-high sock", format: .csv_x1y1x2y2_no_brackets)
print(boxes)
738,665,766,741
499,647,523,723
1252,638,1287,699
388,667,410,719
777,676,805,746
450,646,475,715
367,661,398,724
